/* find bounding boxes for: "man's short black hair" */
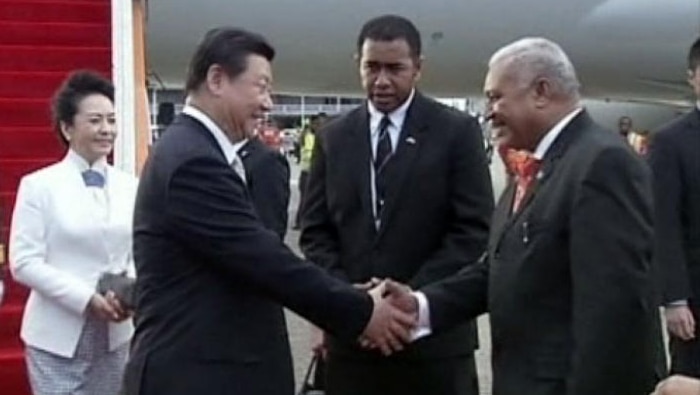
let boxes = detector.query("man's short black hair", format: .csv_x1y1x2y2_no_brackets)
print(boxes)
688,36,700,71
185,27,275,93
356,14,422,58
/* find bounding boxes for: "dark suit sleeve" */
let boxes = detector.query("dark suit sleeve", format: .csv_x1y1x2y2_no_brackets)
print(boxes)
408,116,494,288
648,131,691,303
252,151,290,239
299,130,347,280
164,156,371,339
420,253,489,332
568,147,656,394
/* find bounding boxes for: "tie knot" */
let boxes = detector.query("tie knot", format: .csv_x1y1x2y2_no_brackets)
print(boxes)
231,156,247,185
505,149,540,180
379,115,392,132
82,169,105,188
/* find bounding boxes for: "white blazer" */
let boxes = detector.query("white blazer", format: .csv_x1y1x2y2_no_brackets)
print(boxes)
9,151,137,358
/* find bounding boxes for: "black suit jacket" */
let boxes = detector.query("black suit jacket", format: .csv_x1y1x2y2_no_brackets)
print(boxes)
300,92,494,359
649,109,700,305
239,137,290,239
423,111,660,395
123,114,373,395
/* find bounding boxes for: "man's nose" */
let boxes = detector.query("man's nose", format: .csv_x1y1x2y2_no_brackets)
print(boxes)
374,69,391,86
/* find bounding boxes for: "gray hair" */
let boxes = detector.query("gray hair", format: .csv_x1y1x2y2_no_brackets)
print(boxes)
489,37,580,99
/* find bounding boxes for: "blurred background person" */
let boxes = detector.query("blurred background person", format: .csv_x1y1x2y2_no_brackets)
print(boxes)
649,36,700,379
629,128,651,156
238,127,291,239
618,115,633,139
293,112,325,230
9,70,137,395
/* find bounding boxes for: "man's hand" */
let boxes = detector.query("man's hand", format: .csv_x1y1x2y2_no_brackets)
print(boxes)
360,284,416,356
383,280,418,316
665,305,696,341
354,277,382,291
652,375,700,395
310,324,328,360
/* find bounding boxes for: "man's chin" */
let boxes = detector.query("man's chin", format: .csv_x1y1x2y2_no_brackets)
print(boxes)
371,98,398,112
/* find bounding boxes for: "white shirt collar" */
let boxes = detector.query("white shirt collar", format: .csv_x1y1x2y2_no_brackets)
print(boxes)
182,105,246,164
532,107,583,160
367,89,415,135
65,149,107,176
696,101,700,111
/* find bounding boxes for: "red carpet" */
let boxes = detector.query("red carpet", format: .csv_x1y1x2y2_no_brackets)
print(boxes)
0,1,111,393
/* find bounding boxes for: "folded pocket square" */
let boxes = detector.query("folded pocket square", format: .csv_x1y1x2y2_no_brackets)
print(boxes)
97,272,136,310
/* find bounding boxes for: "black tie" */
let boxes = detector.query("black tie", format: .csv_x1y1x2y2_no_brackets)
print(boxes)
374,115,392,219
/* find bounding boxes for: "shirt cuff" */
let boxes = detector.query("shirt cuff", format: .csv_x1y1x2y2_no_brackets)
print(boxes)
411,291,432,341
667,299,689,307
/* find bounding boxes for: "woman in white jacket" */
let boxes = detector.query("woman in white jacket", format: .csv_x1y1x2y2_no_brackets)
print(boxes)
9,70,137,395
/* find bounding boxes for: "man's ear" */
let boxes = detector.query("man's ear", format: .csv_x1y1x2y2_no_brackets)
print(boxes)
415,55,424,82
205,64,226,96
687,68,697,88
531,77,555,109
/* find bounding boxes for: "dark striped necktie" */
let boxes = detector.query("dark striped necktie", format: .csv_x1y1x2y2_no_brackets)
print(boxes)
374,115,392,219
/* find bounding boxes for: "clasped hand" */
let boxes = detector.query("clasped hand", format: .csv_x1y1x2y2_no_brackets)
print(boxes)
357,278,420,356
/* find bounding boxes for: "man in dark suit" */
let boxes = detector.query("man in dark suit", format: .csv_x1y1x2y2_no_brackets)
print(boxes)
123,27,415,395
300,15,494,395
649,36,700,377
383,37,662,395
239,135,290,239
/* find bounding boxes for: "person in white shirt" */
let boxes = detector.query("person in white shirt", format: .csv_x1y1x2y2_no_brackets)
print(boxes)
9,70,137,395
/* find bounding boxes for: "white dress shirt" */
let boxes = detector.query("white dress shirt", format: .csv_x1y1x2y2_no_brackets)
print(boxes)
368,89,415,227
412,107,583,340
182,105,248,183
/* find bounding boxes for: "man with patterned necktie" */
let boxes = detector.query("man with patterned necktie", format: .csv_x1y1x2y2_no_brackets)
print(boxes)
382,37,665,395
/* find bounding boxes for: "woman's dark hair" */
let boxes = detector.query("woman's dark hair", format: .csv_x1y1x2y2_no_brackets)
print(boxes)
51,70,114,146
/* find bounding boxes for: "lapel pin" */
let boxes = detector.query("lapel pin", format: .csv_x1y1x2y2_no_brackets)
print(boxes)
406,137,416,145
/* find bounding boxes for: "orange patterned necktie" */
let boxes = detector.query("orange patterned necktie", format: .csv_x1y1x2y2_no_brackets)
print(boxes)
504,149,541,213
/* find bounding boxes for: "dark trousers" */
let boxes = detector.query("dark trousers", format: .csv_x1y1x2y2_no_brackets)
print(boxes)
325,354,478,395
294,170,309,227
670,307,700,377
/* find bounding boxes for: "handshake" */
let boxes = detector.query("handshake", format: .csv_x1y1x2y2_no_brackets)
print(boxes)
318,278,424,357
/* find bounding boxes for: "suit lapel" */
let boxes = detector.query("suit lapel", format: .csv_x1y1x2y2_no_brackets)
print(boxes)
376,94,429,239
498,110,591,236
348,107,374,224
238,138,259,183
491,180,516,248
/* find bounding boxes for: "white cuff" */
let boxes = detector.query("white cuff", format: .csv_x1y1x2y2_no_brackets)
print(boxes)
410,291,432,341
667,299,689,307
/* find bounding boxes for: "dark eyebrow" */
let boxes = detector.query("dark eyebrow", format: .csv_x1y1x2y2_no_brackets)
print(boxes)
364,60,404,68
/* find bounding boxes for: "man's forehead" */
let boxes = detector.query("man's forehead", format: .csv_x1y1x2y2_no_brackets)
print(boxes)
483,68,500,90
